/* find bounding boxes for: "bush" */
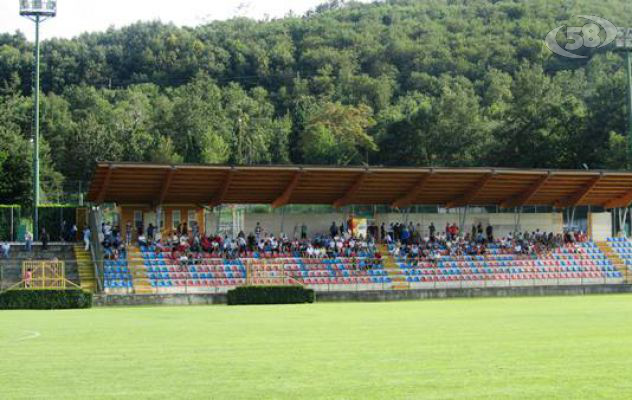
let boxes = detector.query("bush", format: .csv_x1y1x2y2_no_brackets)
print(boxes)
0,290,92,310
227,286,315,305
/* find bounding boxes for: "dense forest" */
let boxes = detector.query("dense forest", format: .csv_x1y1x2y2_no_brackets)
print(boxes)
1,0,632,205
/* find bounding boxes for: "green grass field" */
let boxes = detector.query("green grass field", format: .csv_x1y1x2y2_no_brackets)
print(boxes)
2,295,632,399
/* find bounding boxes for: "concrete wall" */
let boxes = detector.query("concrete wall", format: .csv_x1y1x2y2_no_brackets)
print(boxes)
95,293,227,307
316,284,632,302
93,284,632,307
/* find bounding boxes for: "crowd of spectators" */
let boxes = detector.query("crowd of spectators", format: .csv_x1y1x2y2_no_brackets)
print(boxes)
98,217,589,264
142,220,379,260
385,221,588,259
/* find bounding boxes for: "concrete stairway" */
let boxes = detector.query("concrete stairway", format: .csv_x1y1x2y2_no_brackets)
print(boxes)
596,241,631,283
127,246,153,294
378,244,409,290
73,245,96,292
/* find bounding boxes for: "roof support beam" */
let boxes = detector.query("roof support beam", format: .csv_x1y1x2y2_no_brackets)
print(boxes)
210,168,235,207
555,174,602,208
333,169,370,208
392,171,434,209
157,167,177,206
444,172,495,209
500,172,552,209
604,187,632,209
96,165,114,204
271,170,303,208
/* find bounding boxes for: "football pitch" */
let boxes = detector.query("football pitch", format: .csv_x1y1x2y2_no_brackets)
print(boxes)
1,295,632,399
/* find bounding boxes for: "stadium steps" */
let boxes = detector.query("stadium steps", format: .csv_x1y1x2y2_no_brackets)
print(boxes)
596,242,631,283
73,245,96,292
378,244,409,290
128,246,153,294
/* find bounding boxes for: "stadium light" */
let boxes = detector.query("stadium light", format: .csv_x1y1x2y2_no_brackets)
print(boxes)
20,0,57,240
616,28,632,169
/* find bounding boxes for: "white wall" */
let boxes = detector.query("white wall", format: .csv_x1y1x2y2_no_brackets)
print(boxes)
589,212,612,241
201,211,565,238
374,212,563,238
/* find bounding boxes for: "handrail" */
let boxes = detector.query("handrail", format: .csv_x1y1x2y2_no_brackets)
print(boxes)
88,208,105,292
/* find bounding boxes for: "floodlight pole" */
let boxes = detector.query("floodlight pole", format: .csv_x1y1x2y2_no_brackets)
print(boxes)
626,51,632,169
21,1,56,240
33,14,41,240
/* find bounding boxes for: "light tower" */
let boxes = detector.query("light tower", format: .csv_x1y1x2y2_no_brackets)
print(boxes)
616,28,632,169
19,0,57,240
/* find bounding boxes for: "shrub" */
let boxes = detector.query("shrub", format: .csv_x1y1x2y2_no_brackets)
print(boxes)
227,286,315,305
0,290,92,310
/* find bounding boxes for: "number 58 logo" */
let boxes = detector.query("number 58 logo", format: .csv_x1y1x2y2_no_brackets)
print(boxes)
545,15,618,58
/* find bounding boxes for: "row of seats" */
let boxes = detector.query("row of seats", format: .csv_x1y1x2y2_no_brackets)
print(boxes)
605,238,632,266
405,272,621,282
396,241,620,284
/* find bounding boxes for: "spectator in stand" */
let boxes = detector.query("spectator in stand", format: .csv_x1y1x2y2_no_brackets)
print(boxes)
69,224,78,242
25,231,33,252
24,268,32,288
83,227,91,251
486,224,494,242
301,223,308,240
61,220,67,241
41,228,49,250
330,222,339,238
400,224,410,245
147,223,155,241
136,223,144,239
125,222,132,246
138,233,148,247
1,241,10,258
255,222,263,239
380,223,386,242
429,222,436,239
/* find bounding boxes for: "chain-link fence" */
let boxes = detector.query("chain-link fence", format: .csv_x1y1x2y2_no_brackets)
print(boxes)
0,206,21,241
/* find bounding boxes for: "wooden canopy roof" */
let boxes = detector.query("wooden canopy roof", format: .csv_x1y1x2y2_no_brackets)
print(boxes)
86,162,632,209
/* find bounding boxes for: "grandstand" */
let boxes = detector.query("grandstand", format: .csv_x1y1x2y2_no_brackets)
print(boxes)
6,162,632,299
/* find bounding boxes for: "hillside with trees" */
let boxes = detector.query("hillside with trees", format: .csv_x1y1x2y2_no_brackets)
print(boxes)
1,0,632,205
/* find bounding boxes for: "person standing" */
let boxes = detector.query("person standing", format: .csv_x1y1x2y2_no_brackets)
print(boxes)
1,241,10,258
301,223,308,240
60,220,67,241
83,227,91,251
486,224,494,242
70,224,78,242
330,222,339,238
24,231,33,252
41,228,49,250
125,222,132,246
25,268,33,288
255,222,263,240
147,223,155,242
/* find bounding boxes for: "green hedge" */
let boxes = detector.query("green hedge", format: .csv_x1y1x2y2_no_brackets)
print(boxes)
0,290,92,310
227,286,315,305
